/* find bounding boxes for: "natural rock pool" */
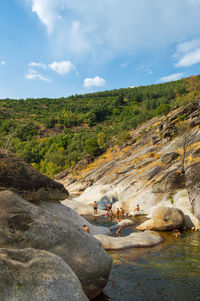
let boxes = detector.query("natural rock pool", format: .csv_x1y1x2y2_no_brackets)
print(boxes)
86,215,200,301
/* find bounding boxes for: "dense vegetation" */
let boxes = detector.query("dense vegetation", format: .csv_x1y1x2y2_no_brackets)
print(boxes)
0,75,199,177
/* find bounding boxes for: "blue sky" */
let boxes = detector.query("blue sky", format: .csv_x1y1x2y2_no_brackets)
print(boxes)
1,0,200,99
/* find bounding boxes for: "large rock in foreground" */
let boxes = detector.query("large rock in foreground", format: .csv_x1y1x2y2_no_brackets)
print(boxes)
0,248,88,301
0,190,112,299
0,150,68,203
137,207,185,231
95,231,164,250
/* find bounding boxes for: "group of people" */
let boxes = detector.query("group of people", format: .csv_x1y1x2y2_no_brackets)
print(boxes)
82,201,141,237
105,205,126,222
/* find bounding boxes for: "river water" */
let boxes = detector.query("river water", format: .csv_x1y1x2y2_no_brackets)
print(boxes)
87,215,200,301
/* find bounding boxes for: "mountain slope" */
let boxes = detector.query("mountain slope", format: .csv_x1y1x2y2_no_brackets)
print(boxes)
60,102,200,225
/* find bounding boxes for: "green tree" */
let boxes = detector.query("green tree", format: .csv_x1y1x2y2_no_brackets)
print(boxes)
85,137,100,157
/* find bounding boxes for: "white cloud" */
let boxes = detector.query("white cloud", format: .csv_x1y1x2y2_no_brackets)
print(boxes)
68,21,89,54
174,39,200,67
28,62,47,69
175,49,200,67
31,0,62,33
49,60,76,75
0,60,6,66
24,0,200,64
25,69,51,82
157,73,184,83
120,62,129,68
83,76,106,88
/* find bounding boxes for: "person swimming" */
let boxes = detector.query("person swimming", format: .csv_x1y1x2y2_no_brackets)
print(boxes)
172,229,183,238
82,225,90,233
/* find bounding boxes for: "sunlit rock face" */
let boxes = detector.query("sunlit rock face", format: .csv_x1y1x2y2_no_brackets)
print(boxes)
137,207,185,231
185,162,200,220
0,149,69,203
61,105,200,226
0,248,88,301
0,190,112,299
95,230,164,250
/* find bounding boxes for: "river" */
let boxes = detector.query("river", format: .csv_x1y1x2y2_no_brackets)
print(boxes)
86,215,200,301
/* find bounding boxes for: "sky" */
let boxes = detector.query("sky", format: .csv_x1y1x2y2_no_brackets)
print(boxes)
1,0,200,99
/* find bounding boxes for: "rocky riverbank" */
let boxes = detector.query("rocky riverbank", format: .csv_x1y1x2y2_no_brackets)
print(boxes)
59,103,200,228
0,150,112,300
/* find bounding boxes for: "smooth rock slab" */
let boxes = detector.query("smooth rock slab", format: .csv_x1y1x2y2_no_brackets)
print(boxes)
109,219,135,231
95,231,164,250
0,190,112,300
0,248,88,301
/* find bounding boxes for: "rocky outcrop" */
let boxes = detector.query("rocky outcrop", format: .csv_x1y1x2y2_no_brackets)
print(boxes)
161,152,179,164
185,162,200,220
0,248,88,301
60,105,200,225
162,122,177,141
0,190,112,299
137,207,185,231
152,171,185,193
0,150,68,203
95,230,164,250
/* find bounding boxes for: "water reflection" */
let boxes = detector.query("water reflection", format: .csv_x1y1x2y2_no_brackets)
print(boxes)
89,215,200,301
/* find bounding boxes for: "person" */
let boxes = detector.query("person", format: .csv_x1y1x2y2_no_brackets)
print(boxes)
116,226,122,237
172,229,182,238
116,217,121,223
134,204,140,212
93,201,98,214
82,225,90,233
106,204,112,211
108,209,115,221
116,208,120,217
192,226,200,232
119,208,123,215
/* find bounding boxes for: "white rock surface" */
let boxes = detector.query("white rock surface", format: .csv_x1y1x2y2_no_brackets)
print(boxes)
61,199,106,216
109,219,135,231
77,184,120,205
95,230,164,250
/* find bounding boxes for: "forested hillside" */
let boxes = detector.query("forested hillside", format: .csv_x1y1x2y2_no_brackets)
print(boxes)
0,75,199,177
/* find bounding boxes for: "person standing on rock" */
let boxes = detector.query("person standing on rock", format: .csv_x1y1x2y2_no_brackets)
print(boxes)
134,204,140,212
93,201,98,214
